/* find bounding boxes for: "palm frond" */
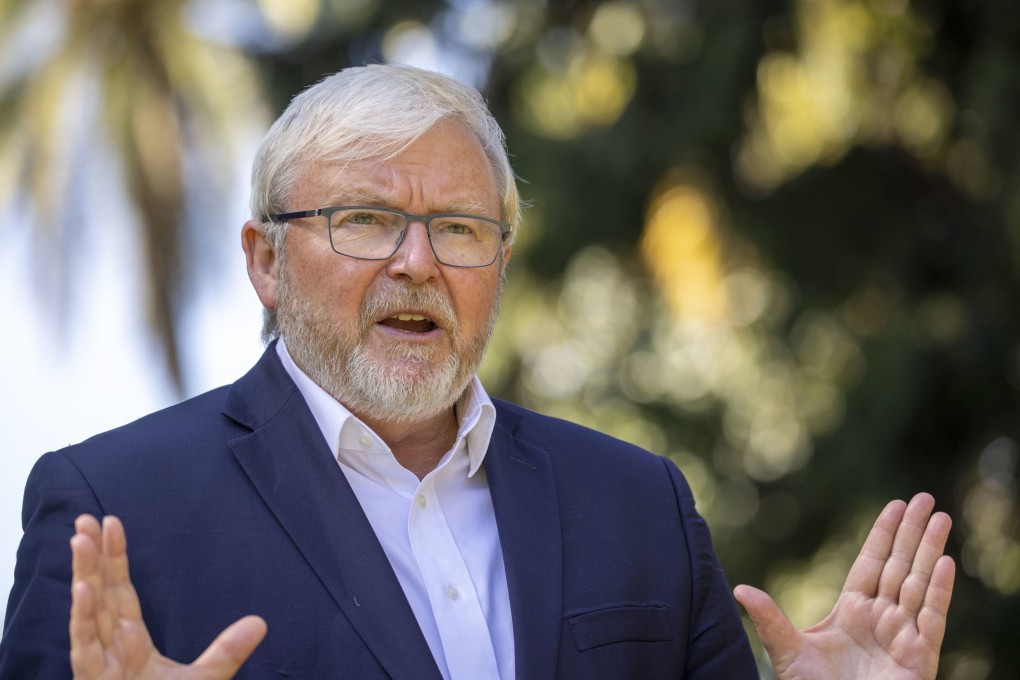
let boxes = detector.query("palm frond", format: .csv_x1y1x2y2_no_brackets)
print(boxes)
0,0,266,393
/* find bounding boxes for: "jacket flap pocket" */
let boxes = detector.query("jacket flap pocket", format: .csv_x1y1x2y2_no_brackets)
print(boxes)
567,605,673,652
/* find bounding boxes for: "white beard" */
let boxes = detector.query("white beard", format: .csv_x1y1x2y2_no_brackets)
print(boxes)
276,261,502,425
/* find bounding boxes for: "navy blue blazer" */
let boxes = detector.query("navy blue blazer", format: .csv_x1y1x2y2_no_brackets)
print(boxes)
1,345,756,679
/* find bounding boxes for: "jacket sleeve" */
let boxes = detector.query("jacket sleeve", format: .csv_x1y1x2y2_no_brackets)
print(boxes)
0,450,105,680
662,458,759,679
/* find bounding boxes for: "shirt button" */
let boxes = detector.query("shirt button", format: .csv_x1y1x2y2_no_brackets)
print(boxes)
358,435,371,447
416,494,427,509
444,585,459,600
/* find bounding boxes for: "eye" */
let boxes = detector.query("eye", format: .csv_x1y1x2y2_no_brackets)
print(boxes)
344,211,383,226
433,219,478,237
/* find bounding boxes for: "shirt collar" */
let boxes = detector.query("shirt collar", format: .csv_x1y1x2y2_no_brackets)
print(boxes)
275,339,496,477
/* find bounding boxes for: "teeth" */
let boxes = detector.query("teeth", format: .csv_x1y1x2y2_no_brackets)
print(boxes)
395,313,429,321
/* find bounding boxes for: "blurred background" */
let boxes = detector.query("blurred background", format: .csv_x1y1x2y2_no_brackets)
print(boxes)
1,0,1018,676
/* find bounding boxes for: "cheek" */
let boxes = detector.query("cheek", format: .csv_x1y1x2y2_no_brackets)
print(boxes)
307,260,388,318
451,276,501,327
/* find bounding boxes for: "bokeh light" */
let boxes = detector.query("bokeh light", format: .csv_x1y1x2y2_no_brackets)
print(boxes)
736,0,945,193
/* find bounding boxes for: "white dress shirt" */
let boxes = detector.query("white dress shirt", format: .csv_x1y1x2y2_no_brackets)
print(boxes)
276,341,514,680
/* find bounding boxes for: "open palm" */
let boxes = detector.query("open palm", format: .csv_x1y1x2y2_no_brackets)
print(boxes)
735,493,955,680
71,494,954,680
70,515,267,680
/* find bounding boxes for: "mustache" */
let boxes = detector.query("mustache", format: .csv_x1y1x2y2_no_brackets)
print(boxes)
360,284,457,332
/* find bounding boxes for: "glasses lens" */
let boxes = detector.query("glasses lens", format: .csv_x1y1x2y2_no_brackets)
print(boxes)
325,208,505,267
430,216,504,267
328,208,404,259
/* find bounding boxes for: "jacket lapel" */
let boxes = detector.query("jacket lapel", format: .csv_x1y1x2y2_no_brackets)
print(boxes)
223,347,442,680
485,405,564,680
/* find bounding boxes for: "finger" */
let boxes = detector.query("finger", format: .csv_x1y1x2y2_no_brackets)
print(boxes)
100,516,145,622
71,516,102,592
74,515,103,547
71,515,115,650
69,576,108,678
842,499,907,596
192,615,268,678
898,511,952,615
917,555,955,650
70,520,100,586
877,493,936,602
733,585,800,671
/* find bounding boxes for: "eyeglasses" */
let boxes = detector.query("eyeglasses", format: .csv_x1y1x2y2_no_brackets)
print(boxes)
268,206,512,268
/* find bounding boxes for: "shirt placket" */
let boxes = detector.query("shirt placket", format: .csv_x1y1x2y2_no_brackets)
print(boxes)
409,467,501,680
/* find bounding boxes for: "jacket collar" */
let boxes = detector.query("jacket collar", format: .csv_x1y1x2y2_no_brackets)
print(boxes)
486,402,564,680
223,343,443,680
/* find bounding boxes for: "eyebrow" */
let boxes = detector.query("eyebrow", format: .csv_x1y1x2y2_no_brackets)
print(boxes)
327,189,495,217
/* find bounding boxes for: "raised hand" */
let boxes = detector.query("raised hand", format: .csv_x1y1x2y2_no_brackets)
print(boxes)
734,493,955,680
69,515,267,680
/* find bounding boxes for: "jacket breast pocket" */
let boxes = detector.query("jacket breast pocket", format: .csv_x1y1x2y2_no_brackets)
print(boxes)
567,605,673,652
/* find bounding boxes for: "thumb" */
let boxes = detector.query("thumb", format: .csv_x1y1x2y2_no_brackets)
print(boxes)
733,584,801,670
191,615,268,678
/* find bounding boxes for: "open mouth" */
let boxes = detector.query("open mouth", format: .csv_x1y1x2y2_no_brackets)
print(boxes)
378,312,438,334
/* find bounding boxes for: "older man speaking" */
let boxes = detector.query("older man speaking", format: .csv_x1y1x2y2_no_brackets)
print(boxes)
0,64,954,680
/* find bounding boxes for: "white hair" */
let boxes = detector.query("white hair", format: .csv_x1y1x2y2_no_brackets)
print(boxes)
251,63,520,241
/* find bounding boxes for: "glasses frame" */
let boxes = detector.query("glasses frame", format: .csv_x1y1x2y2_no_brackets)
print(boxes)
268,205,512,268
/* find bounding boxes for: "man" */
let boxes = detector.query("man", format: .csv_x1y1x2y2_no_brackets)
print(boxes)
0,64,954,679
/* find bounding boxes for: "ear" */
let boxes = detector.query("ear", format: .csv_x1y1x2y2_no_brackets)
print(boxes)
501,242,513,268
242,220,280,311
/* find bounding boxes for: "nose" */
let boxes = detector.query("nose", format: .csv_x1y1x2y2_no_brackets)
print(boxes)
385,219,440,284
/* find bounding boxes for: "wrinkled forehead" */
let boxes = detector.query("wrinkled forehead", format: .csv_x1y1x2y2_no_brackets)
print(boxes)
285,122,501,215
